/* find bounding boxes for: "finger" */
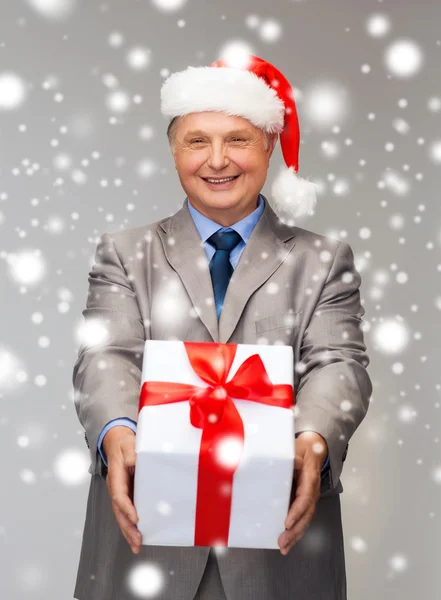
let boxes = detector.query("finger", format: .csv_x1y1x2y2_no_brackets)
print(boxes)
114,504,142,552
284,492,314,530
289,510,314,542
280,523,310,555
279,505,316,552
108,461,139,525
285,467,320,528
293,455,303,471
284,477,320,531
280,535,297,555
279,506,315,547
113,490,138,526
114,503,141,541
122,442,137,470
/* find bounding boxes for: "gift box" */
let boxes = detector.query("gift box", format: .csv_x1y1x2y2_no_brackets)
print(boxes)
133,339,295,549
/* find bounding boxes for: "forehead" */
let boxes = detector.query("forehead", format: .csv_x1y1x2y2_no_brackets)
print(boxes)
175,111,260,137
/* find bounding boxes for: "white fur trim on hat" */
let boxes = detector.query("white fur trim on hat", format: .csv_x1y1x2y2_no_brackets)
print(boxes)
160,66,285,133
270,165,317,222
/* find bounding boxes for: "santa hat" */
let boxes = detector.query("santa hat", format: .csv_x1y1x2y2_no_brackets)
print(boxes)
160,54,317,222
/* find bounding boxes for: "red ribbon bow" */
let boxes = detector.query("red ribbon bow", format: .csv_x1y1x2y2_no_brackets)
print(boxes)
138,341,294,546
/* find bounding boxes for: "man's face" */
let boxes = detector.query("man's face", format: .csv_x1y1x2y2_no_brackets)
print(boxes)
171,111,277,225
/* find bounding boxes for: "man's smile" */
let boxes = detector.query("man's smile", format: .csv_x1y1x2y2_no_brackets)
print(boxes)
201,174,241,188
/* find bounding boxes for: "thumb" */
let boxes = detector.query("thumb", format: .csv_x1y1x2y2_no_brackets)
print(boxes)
294,455,304,471
122,444,137,473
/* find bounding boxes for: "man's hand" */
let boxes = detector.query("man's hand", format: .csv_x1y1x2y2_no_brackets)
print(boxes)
103,426,142,555
278,431,328,556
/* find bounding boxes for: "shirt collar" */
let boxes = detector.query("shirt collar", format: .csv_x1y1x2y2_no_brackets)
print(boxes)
187,194,264,244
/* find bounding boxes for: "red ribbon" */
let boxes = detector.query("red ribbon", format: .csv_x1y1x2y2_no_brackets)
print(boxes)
138,341,294,547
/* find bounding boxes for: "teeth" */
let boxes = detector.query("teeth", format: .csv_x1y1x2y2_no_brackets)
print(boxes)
206,176,236,183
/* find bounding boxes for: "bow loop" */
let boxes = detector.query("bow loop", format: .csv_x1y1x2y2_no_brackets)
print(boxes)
225,353,274,399
184,341,236,388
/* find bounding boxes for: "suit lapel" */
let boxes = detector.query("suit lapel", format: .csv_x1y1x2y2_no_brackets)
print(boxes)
157,200,219,342
157,195,297,343
219,197,297,343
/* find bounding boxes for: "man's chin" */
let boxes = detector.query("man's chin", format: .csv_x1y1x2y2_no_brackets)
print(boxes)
198,196,242,210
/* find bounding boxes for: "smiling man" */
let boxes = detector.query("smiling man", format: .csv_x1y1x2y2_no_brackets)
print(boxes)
169,111,278,226
73,55,372,600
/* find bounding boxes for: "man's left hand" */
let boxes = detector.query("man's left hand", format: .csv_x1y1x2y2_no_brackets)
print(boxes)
277,431,328,556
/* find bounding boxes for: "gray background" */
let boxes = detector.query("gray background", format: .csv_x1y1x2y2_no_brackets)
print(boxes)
1,0,440,598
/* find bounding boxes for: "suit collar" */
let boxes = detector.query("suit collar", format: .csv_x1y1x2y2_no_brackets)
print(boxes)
187,193,265,244
159,194,296,242
157,194,297,343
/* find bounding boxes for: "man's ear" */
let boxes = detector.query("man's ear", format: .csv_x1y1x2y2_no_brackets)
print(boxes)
267,133,278,158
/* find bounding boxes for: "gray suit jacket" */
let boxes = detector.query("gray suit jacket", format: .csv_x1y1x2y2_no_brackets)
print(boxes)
73,195,372,600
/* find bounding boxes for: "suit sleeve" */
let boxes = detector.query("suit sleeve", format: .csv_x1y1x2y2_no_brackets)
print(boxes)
294,241,373,491
73,232,145,478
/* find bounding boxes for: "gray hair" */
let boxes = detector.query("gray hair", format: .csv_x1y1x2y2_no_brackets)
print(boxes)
167,115,275,153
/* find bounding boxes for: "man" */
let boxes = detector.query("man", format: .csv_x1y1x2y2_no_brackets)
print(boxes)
73,55,372,599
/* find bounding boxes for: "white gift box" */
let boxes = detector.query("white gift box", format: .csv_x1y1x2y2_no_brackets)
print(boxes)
134,339,295,549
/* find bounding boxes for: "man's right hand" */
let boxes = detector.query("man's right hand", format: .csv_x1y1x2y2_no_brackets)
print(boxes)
103,426,142,555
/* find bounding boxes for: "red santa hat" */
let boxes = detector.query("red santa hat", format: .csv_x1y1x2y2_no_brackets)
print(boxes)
160,54,317,222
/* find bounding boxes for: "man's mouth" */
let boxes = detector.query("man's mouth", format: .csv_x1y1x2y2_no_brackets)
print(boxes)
201,175,241,185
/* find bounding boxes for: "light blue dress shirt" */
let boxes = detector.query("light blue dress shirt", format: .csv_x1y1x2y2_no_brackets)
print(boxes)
97,193,330,474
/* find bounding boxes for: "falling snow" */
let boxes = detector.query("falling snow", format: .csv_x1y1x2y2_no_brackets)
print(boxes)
1,1,439,598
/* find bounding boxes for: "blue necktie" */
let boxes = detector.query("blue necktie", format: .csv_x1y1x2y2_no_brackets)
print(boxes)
207,229,242,319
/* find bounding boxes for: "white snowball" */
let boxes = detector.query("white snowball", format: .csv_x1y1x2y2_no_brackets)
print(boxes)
6,249,46,285
389,553,408,573
398,405,417,423
127,47,152,71
108,31,124,47
304,82,349,128
0,72,27,109
384,39,423,78
372,319,409,354
214,435,244,469
136,159,157,179
428,140,441,164
150,0,187,12
217,40,255,69
76,318,109,347
392,362,404,374
126,562,165,597
245,14,260,29
53,448,90,485
365,13,391,38
26,0,76,20
259,19,282,43
350,535,368,552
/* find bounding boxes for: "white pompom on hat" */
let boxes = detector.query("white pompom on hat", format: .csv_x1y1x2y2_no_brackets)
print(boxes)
160,54,317,222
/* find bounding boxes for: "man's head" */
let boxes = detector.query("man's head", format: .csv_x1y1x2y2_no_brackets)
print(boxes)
167,111,278,227
160,56,317,223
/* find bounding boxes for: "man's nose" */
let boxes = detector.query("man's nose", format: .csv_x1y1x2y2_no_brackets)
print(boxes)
206,143,229,169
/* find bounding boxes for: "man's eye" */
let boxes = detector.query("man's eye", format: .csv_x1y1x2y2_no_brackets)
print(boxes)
232,138,245,142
